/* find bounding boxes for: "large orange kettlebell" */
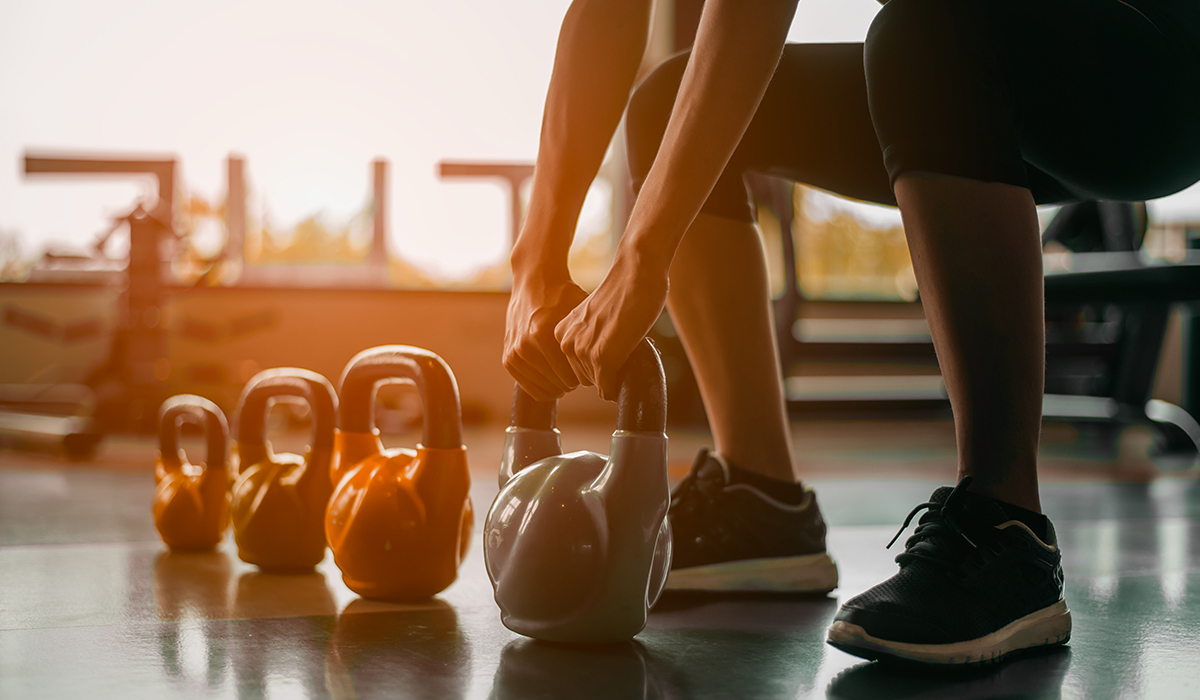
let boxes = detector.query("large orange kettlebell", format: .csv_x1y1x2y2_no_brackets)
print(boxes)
484,339,672,643
154,395,230,551
326,346,473,600
230,368,338,572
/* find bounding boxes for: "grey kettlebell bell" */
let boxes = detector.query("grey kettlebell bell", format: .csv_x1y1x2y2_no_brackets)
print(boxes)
483,338,672,643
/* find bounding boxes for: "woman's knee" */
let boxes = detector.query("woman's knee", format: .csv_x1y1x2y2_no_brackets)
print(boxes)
864,0,1027,188
626,52,690,186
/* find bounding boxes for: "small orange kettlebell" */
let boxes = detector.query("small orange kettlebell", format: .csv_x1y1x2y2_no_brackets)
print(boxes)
326,346,473,600
230,368,338,572
154,395,230,551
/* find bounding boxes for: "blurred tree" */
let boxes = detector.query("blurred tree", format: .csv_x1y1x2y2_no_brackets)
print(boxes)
794,186,916,301
0,228,30,281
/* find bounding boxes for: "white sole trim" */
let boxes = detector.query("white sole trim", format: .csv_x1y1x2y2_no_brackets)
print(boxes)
666,552,839,592
827,598,1072,666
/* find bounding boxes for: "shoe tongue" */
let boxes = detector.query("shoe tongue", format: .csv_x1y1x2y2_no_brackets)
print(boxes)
695,453,729,485
929,486,955,505
928,484,1010,527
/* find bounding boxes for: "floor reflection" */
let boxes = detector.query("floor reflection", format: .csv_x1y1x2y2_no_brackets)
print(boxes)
1066,574,1200,699
230,573,337,698
152,550,236,694
232,570,339,619
825,647,1072,700
490,639,661,700
1056,493,1200,700
152,553,341,699
486,592,842,699
326,598,470,700
8,465,1200,699
153,549,235,621
650,592,837,699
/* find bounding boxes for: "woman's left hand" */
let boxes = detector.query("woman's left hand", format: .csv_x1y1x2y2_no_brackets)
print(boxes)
554,247,670,402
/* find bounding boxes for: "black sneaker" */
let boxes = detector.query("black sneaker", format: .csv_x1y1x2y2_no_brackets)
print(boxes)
666,448,838,592
826,477,1072,667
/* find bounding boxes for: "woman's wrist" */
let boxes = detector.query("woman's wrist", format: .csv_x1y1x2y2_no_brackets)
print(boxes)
511,197,581,278
510,239,571,287
618,204,688,282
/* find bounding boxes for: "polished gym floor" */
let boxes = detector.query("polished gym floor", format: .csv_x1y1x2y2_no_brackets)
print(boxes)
2,418,1198,699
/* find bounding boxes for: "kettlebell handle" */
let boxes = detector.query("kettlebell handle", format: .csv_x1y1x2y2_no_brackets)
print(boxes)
510,385,557,430
234,369,338,449
338,346,463,449
512,338,666,434
159,395,228,469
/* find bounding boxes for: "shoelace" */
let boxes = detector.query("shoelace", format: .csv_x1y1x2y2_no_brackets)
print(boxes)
886,476,987,569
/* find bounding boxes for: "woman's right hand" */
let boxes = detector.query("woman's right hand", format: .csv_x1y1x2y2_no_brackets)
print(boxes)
504,268,589,402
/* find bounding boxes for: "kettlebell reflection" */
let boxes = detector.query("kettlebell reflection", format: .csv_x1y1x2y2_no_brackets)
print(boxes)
152,552,340,698
229,571,337,699
326,598,469,700
232,569,338,619
647,594,836,699
153,549,235,621
152,550,235,692
490,638,663,700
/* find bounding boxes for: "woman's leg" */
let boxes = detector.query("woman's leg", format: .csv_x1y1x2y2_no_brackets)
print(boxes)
666,213,795,482
863,0,1200,512
826,0,1070,665
893,174,1044,512
830,0,1200,666
625,45,888,591
626,45,892,484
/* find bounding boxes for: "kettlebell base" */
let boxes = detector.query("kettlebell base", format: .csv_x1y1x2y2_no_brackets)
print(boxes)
341,574,456,602
162,541,222,553
236,545,326,574
256,564,319,575
665,552,838,593
500,615,646,645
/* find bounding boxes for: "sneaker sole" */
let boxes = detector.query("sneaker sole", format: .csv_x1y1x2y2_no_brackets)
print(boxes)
666,552,839,592
826,598,1072,667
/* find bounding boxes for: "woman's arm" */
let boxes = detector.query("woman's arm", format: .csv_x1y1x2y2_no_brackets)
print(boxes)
504,0,654,401
556,0,800,400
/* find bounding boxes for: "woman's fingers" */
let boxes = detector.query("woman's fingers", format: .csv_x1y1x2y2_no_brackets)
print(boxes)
558,284,663,397
506,362,560,403
505,331,577,401
553,252,670,402
554,297,629,399
554,305,593,388
517,342,575,399
542,340,581,391
504,278,589,401
527,312,580,393
594,358,624,403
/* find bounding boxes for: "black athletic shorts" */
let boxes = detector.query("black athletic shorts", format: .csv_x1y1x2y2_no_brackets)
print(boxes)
626,0,1200,222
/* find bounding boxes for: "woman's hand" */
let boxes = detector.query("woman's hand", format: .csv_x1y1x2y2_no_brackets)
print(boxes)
504,270,589,402
501,0,654,402
554,246,669,401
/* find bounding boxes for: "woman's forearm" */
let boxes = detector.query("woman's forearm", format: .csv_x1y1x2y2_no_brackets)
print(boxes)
620,0,799,272
512,0,653,281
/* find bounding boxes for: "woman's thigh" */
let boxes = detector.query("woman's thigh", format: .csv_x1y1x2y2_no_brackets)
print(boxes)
1001,0,1200,201
629,0,1200,215
626,43,895,225
866,0,1200,203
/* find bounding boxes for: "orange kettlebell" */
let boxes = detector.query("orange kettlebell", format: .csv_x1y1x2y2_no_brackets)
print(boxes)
230,368,338,572
326,346,473,600
154,395,231,551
